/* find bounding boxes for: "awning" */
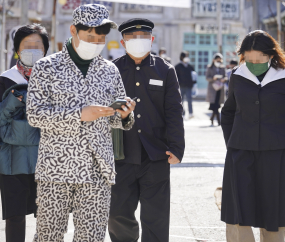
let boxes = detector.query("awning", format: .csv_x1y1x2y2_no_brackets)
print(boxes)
104,0,190,8
263,4,285,24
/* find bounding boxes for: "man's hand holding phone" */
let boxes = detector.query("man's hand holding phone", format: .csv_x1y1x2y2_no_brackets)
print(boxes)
113,97,136,120
81,97,136,121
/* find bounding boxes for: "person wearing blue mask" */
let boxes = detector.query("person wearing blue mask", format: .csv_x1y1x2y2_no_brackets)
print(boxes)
221,30,285,241
0,23,48,242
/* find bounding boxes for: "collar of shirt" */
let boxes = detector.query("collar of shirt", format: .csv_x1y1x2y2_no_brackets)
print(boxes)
180,61,188,68
66,37,93,78
126,53,152,67
66,37,93,66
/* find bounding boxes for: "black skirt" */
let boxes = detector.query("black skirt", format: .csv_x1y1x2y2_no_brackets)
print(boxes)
209,90,221,112
221,148,285,231
0,174,37,220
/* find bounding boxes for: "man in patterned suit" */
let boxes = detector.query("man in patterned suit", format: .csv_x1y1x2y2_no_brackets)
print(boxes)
26,4,135,242
108,19,185,242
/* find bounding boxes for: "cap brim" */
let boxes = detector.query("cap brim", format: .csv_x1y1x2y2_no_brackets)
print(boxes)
98,19,118,29
122,28,152,35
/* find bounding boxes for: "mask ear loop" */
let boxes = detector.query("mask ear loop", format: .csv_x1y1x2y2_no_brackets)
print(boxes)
268,57,272,68
72,31,81,51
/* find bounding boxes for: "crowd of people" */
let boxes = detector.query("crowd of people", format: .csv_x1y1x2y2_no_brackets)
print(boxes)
0,3,285,242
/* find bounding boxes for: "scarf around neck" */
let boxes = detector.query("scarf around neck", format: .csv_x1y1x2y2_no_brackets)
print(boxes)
16,59,32,81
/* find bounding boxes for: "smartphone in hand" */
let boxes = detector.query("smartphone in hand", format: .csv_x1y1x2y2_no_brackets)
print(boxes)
109,99,127,110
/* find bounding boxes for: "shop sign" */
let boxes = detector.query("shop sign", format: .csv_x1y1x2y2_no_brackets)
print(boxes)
107,40,120,50
195,24,230,34
193,0,239,19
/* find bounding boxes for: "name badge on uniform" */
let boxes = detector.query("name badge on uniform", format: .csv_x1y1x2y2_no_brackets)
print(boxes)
149,79,163,86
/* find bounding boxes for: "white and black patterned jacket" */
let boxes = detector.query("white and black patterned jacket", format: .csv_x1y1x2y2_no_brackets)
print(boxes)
26,43,134,185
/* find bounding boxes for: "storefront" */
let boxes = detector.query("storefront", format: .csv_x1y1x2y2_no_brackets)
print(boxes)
54,0,246,96
183,32,238,89
182,0,244,93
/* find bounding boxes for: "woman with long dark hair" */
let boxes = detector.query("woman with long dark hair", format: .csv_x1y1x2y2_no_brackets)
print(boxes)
221,30,285,241
206,53,227,126
0,24,49,242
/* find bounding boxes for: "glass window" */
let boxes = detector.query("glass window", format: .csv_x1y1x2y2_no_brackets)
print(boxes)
205,36,211,44
184,34,196,45
188,51,196,66
184,34,190,44
214,35,217,45
199,35,212,45
198,51,209,76
199,35,204,44
225,35,238,45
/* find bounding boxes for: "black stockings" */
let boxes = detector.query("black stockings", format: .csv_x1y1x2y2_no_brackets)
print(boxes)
6,216,25,242
210,111,220,125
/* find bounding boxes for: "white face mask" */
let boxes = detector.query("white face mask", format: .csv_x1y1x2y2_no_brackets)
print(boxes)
160,53,167,58
214,61,222,68
183,57,190,63
20,49,44,67
124,39,152,58
75,33,105,60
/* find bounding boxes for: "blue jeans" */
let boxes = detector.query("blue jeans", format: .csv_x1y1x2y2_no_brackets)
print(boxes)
180,87,193,115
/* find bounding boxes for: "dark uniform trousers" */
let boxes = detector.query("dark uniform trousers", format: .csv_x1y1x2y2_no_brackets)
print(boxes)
108,147,170,242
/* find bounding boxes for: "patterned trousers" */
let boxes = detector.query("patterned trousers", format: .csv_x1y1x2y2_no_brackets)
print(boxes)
33,178,111,242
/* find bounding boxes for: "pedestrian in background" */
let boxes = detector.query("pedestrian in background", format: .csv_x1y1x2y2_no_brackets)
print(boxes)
108,18,185,242
159,47,167,59
206,53,227,126
226,59,238,80
225,59,238,99
26,4,135,242
175,51,196,119
0,24,49,242
221,30,285,242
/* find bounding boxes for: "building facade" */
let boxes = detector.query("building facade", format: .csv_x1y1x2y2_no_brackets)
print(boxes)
1,0,249,95
55,0,247,95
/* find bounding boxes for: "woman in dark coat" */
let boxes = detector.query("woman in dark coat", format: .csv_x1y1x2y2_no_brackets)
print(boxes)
0,24,49,242
221,30,285,241
206,53,227,126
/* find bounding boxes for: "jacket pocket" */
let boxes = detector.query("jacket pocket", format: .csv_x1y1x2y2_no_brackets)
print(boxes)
148,85,164,92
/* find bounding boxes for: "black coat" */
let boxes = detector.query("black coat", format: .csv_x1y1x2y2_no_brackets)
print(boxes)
0,76,17,102
174,62,195,88
221,64,285,151
113,54,185,163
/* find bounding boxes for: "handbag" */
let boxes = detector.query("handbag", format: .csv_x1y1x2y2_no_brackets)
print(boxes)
112,128,125,160
212,80,224,91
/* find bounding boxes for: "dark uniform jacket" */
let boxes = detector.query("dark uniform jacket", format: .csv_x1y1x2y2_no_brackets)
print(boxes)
113,54,185,163
221,63,285,151
175,62,195,88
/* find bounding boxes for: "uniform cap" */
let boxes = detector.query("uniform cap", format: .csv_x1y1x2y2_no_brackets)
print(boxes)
73,4,117,29
118,18,154,35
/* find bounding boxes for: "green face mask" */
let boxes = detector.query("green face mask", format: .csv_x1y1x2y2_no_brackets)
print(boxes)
246,61,269,76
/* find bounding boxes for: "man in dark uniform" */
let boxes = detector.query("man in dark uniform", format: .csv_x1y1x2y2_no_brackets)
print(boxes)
108,18,185,242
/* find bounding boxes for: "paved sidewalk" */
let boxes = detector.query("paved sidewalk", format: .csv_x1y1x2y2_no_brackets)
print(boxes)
0,101,261,241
